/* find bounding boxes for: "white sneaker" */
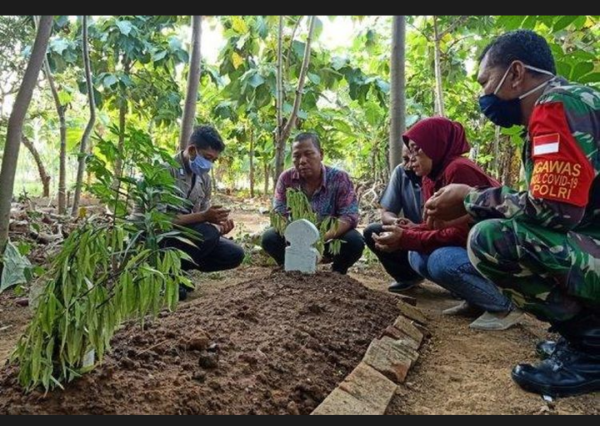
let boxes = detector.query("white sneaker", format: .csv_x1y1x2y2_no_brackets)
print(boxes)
469,309,524,331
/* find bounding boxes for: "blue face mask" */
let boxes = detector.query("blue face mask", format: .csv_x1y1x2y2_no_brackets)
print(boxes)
478,62,555,128
190,153,213,175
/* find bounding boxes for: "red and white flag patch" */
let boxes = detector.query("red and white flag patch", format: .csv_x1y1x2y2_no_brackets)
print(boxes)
533,133,560,156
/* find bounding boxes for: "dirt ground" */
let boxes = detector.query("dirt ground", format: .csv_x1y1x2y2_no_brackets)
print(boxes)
353,271,600,415
0,272,401,415
0,293,31,370
0,200,598,414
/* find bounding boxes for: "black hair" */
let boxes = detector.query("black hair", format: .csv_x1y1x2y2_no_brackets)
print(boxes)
293,132,321,151
189,125,225,152
479,30,556,75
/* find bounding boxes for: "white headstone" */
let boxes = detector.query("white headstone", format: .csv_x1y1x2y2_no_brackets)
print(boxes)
284,219,320,274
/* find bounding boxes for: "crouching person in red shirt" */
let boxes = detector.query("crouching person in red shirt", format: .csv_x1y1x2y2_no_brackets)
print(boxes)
373,117,523,331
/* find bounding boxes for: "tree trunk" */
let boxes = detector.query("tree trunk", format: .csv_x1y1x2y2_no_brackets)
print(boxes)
371,145,377,181
179,16,203,151
72,15,96,217
433,16,445,117
285,16,301,72
263,162,270,196
51,76,67,214
114,96,127,182
21,135,51,197
0,15,53,251
280,16,316,144
113,60,130,185
41,46,67,214
389,16,406,172
249,128,255,198
274,16,285,183
275,16,317,181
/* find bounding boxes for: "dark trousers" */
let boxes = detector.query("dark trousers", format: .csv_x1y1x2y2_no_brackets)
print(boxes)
165,222,245,272
261,228,365,275
363,223,422,283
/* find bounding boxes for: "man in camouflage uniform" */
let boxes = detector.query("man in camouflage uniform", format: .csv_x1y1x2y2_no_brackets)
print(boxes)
424,30,600,397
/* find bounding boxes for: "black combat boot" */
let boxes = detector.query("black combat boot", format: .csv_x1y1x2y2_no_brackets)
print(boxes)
512,313,600,397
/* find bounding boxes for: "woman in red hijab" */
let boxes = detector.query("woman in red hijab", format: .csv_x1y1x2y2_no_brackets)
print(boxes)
373,117,523,331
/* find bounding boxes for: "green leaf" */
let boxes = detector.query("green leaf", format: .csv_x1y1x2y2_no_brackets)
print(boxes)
292,41,306,59
55,16,69,28
364,102,382,126
248,72,265,88
116,20,133,36
171,236,198,248
579,73,600,84
537,16,556,27
103,74,118,89
552,16,578,31
17,242,32,256
496,16,526,31
66,127,84,151
375,79,390,94
570,62,594,82
308,72,321,85
501,125,525,136
119,74,134,87
571,51,596,62
58,90,72,106
555,61,572,79
1,241,33,293
177,251,194,263
152,50,168,62
168,36,182,51
331,56,348,71
50,38,70,56
521,16,538,29
255,16,269,39
572,16,587,30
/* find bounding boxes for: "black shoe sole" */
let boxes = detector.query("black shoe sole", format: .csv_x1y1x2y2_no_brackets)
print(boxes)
512,371,600,397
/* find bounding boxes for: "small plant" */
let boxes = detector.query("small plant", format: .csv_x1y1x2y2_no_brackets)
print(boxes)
17,189,31,204
10,126,195,392
270,189,343,256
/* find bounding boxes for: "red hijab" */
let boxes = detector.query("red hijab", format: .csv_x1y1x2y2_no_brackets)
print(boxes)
403,117,499,201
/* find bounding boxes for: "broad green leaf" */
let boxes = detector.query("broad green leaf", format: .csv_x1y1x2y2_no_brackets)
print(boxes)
1,241,32,293
553,16,578,31
115,20,133,36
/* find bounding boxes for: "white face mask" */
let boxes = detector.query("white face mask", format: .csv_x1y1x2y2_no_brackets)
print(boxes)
493,62,556,99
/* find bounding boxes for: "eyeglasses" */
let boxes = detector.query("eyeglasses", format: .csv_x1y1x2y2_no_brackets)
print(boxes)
407,146,423,158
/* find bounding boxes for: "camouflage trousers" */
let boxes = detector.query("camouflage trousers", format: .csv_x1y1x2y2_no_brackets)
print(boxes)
468,219,600,323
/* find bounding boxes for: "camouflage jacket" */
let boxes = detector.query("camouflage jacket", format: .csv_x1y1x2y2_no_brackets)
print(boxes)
465,78,600,239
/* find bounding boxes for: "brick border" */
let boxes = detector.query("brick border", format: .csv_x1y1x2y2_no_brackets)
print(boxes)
311,301,427,415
